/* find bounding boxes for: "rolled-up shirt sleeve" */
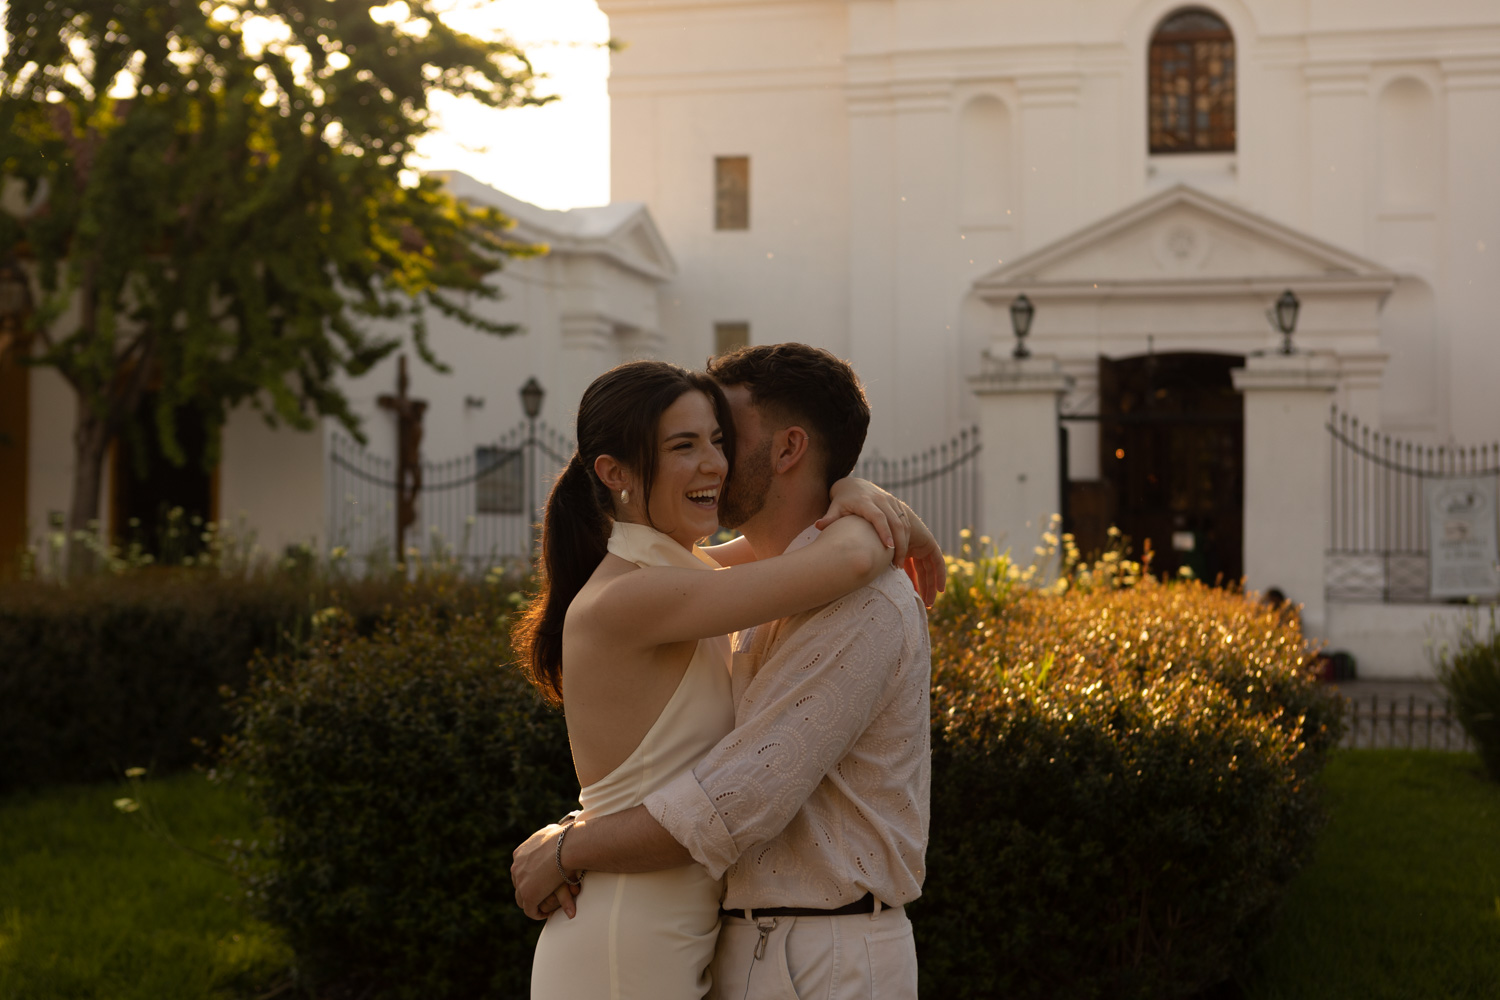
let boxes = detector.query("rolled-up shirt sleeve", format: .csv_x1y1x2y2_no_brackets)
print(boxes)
644,590,903,878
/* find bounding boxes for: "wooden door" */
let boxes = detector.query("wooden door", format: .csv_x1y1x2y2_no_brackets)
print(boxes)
1098,352,1245,584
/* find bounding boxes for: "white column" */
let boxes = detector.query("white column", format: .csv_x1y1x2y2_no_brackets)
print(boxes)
558,312,614,422
1335,351,1388,426
1232,354,1339,635
616,326,666,363
1016,73,1082,251
970,355,1071,561
1303,63,1371,254
845,81,899,449
1442,57,1500,442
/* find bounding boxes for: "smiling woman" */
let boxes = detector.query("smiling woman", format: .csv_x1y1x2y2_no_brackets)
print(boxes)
615,390,729,547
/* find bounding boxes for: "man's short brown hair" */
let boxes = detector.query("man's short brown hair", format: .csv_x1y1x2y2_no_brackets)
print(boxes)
707,343,870,488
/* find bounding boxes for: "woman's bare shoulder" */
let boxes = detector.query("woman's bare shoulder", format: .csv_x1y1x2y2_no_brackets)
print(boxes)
564,553,641,637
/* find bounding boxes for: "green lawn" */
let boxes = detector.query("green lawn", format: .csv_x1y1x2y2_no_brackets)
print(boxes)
0,772,291,1000
1243,750,1500,1000
3,754,1497,999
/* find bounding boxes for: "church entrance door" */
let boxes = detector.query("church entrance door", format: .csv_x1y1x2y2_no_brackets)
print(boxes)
1067,352,1244,584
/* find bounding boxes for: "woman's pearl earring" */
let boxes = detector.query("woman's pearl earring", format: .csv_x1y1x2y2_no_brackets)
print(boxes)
620,488,630,505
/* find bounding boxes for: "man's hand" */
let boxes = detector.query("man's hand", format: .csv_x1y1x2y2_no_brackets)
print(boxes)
512,822,580,920
818,478,912,562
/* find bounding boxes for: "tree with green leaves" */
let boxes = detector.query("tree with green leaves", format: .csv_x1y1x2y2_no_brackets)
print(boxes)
0,0,548,569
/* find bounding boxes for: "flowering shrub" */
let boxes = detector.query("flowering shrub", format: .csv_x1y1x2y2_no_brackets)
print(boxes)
912,533,1341,999
206,525,1338,999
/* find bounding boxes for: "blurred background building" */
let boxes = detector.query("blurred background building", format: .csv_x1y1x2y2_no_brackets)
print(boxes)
6,0,1497,676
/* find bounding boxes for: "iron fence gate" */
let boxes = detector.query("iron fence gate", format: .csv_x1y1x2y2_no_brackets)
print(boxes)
328,419,574,574
1327,408,1500,602
856,426,981,556
1339,693,1474,751
329,422,980,572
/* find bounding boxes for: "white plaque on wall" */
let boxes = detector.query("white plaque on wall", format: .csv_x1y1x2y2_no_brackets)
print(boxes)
1424,476,1500,600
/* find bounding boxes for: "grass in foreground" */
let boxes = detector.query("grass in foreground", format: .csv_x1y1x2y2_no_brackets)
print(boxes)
1243,750,1500,1000
4,753,1497,999
0,771,291,999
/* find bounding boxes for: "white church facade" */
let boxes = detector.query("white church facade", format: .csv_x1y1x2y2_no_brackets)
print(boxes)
601,0,1497,451
593,0,1500,673
4,0,1498,677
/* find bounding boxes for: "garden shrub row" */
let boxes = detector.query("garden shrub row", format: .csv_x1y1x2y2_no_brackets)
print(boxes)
0,572,513,793
913,551,1342,998
220,544,1340,999
1437,608,1500,781
220,607,574,1000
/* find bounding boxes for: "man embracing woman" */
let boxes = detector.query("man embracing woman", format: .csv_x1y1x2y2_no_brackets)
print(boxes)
510,343,936,999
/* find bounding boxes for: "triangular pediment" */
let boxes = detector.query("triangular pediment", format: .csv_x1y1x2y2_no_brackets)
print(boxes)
434,171,676,282
975,185,1395,298
599,211,677,281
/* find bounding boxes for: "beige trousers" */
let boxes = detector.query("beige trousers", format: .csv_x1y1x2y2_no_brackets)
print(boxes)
708,905,917,1000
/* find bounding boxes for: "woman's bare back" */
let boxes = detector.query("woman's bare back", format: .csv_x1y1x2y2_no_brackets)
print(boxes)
562,553,706,788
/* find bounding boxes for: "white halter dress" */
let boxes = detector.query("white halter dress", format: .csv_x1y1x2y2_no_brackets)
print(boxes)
530,521,735,999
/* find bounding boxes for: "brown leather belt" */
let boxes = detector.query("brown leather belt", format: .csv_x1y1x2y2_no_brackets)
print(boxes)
721,893,877,919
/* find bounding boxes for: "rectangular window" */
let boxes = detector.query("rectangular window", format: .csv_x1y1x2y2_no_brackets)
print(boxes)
714,156,750,230
714,322,750,357
475,446,524,514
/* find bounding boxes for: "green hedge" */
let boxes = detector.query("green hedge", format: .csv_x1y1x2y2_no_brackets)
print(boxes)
220,606,573,999
217,543,1338,999
911,551,1342,999
1437,609,1500,781
0,573,511,794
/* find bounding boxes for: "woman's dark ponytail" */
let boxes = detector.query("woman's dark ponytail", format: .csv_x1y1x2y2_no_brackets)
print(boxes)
513,453,611,704
511,361,734,707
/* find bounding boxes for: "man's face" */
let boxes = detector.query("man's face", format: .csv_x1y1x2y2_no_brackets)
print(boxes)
716,384,773,530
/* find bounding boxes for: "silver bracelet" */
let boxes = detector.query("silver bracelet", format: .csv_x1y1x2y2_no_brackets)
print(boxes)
555,814,585,887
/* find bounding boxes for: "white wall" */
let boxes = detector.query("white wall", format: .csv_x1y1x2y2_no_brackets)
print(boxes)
606,1,852,373
218,405,326,558
1325,600,1484,680
25,366,91,546
601,0,1500,460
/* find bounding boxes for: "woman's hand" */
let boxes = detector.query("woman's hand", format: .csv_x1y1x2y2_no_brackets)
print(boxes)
902,514,947,608
817,479,946,607
817,478,911,559
512,822,581,920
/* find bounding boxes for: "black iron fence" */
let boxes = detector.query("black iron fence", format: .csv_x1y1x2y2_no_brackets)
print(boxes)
856,426,981,556
1327,409,1500,602
327,421,980,573
1339,693,1474,752
328,419,574,574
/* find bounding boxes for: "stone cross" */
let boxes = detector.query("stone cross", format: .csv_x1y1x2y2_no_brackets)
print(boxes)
377,354,428,563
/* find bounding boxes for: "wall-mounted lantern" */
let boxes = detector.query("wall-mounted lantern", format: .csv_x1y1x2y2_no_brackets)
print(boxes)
519,377,545,420
1273,289,1300,355
1009,294,1035,359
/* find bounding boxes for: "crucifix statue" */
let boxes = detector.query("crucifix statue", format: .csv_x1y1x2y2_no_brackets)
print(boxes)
377,354,427,564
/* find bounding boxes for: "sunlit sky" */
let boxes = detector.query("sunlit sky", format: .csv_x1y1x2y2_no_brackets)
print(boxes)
414,0,611,209
0,0,613,210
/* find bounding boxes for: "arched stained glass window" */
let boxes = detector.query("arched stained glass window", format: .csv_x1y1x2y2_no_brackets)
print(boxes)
1148,8,1236,154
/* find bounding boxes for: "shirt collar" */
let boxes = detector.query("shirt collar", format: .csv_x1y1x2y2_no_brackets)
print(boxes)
783,524,821,555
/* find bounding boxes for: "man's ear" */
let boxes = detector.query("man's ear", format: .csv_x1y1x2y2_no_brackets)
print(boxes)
771,426,812,475
594,454,631,493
